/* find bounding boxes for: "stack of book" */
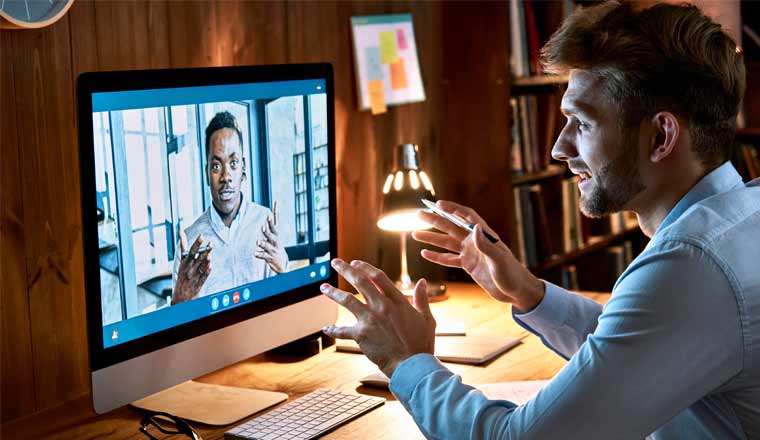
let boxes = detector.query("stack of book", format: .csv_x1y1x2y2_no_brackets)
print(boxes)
513,176,639,269
512,184,554,268
510,96,558,175
509,0,574,77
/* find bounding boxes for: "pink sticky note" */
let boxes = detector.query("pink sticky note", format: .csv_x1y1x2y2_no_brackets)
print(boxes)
396,29,408,50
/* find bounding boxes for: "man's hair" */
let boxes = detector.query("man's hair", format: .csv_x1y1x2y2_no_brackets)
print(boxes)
541,1,746,167
205,111,244,157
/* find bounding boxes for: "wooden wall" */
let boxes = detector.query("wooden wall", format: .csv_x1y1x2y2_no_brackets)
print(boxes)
0,1,511,422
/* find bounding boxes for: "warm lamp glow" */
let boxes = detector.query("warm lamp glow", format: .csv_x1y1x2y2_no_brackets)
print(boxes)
408,170,420,189
377,210,432,232
419,171,435,196
394,171,404,191
382,174,394,194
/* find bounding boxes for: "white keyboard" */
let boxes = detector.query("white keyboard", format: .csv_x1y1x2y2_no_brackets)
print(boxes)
224,389,385,440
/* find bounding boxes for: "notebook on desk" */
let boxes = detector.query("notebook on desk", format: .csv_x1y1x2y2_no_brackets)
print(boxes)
336,334,521,365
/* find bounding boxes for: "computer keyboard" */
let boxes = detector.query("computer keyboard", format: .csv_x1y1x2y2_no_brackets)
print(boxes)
224,389,385,440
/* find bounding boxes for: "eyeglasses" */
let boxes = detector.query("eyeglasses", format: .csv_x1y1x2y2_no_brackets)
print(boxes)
139,411,203,440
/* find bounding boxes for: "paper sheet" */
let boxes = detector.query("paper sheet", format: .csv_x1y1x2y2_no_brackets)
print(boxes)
475,380,550,406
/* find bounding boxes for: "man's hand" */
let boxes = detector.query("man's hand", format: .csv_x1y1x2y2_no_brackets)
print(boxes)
255,201,288,273
412,200,544,312
321,259,436,378
173,231,212,305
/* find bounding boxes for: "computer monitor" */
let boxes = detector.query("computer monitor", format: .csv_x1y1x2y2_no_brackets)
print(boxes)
77,64,338,415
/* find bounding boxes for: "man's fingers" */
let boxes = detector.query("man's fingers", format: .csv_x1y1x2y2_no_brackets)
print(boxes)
417,210,468,239
273,201,279,225
188,234,204,258
198,258,212,282
254,251,273,263
257,239,275,253
349,260,405,303
179,230,189,253
320,283,367,318
436,200,486,226
420,249,463,268
330,259,384,304
262,224,277,245
412,278,433,320
473,224,501,260
411,230,462,253
322,324,357,341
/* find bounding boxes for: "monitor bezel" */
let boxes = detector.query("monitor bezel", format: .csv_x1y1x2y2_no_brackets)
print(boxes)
77,63,337,372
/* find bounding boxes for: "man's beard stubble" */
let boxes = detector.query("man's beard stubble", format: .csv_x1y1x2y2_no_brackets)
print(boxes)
579,129,646,218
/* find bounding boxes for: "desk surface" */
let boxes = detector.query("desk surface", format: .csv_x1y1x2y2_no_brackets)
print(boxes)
2,283,609,440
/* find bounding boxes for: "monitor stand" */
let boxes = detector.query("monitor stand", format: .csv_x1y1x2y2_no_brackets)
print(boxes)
131,380,287,426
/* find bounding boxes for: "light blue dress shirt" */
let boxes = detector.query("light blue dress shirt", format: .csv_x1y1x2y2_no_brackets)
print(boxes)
172,199,280,299
390,162,760,439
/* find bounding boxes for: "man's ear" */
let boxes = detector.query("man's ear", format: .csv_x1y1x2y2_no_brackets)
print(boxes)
649,111,680,163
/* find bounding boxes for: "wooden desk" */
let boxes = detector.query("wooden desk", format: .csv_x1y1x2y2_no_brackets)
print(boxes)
2,283,609,440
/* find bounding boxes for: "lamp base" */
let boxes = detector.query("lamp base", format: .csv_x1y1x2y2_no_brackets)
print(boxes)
396,281,448,302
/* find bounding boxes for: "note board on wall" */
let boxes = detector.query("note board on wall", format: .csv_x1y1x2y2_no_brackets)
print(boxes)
351,14,426,114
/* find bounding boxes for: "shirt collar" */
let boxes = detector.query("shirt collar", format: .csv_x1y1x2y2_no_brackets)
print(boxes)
655,161,744,235
208,194,247,240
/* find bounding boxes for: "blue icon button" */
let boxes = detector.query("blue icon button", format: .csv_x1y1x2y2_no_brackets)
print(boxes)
222,294,230,307
319,265,327,277
243,288,251,301
211,298,220,310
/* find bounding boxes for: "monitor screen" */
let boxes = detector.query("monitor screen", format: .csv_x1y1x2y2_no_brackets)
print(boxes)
79,65,336,370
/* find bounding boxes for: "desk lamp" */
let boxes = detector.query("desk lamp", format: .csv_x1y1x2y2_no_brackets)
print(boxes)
377,144,447,301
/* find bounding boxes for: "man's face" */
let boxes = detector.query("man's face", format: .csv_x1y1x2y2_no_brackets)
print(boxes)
551,70,646,218
207,127,245,216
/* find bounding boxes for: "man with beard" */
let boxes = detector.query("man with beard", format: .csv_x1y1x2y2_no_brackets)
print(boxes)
171,111,288,305
318,2,759,438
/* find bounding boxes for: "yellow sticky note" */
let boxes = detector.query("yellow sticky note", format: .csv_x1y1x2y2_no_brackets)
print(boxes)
379,31,398,64
368,79,387,115
390,59,408,90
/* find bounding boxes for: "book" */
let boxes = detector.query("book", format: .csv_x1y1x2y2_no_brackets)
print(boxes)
336,334,522,365
519,186,538,267
561,264,579,290
510,98,524,174
513,186,527,263
528,184,554,261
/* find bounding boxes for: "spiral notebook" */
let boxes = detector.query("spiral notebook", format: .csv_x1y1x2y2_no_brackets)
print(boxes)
336,334,521,365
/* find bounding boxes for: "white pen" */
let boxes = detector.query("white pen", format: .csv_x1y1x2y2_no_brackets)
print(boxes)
421,199,499,244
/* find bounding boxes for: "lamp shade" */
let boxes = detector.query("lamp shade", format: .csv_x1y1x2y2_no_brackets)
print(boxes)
377,144,435,232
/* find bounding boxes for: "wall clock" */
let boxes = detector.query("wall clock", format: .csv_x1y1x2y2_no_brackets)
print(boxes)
1,0,75,29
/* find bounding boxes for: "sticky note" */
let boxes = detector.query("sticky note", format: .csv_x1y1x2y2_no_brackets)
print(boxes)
368,80,387,114
365,47,383,81
396,29,408,50
379,31,398,64
390,59,408,90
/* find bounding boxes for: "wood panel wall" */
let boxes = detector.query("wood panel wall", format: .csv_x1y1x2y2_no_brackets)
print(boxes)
1,0,511,423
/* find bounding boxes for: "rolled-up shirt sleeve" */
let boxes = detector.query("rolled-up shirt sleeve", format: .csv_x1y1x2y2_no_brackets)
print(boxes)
389,240,743,439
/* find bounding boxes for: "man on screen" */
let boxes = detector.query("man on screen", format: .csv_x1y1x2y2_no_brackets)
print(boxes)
171,111,288,305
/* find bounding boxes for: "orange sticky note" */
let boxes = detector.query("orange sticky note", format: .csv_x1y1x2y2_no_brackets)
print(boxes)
368,79,387,114
390,59,408,90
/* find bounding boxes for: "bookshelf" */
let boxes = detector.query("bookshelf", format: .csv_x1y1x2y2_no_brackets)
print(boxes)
531,226,640,274
511,163,564,185
507,1,648,292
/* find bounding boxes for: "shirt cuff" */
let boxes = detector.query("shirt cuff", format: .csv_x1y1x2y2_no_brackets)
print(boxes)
389,353,449,404
512,280,571,332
